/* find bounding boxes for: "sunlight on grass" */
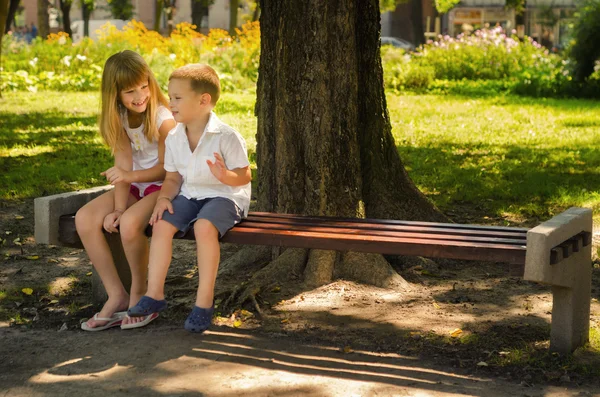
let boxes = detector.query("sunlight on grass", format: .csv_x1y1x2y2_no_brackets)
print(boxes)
0,145,55,157
3,91,600,222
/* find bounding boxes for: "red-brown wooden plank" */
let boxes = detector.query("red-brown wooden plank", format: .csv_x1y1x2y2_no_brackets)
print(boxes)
248,212,530,233
234,221,526,246
221,227,527,264
243,216,528,239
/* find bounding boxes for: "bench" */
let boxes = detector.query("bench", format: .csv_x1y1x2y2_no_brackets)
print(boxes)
34,186,593,354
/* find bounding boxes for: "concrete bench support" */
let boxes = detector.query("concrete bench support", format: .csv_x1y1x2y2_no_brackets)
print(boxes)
524,207,593,354
34,186,130,302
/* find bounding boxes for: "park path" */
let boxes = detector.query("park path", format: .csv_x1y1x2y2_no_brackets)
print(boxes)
0,325,597,397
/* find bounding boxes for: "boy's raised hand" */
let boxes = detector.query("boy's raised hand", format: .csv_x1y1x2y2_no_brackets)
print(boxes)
206,152,227,182
150,197,174,226
101,166,130,185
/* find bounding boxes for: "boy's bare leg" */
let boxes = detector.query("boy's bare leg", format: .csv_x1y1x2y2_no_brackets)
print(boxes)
119,191,159,326
145,219,178,300
75,191,131,328
193,220,220,308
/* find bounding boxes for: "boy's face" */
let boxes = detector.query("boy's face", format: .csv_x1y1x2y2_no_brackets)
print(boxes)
168,78,209,124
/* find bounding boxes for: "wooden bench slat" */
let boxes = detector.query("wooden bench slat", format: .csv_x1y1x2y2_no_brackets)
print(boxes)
243,216,528,239
221,227,527,264
235,221,527,246
248,212,530,233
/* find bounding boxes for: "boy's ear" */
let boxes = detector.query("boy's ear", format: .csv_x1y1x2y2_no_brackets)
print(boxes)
200,93,212,106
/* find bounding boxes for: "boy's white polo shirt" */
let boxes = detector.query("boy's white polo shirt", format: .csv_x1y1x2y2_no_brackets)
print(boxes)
164,112,251,216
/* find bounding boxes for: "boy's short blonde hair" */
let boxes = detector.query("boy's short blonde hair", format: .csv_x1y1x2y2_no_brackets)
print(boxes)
169,64,220,105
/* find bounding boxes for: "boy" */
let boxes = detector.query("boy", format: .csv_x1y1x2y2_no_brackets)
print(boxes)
128,64,252,333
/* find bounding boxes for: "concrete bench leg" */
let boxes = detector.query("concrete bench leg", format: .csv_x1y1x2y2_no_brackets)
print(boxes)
524,207,592,354
91,233,133,304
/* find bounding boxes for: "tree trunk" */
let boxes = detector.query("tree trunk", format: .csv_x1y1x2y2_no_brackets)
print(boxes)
5,0,19,34
1,0,8,98
82,1,92,37
37,0,49,39
59,0,72,37
256,0,443,222
229,0,238,36
410,0,424,46
154,0,162,32
191,0,208,31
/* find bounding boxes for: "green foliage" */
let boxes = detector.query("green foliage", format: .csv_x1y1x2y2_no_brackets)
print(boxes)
107,0,134,20
569,0,600,82
434,0,460,14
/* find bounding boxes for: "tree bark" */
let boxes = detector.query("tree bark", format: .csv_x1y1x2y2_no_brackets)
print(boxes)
37,0,49,38
256,0,443,222
5,0,19,34
59,0,72,37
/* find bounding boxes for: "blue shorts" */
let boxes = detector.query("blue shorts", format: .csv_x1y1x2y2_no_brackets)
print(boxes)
161,196,243,238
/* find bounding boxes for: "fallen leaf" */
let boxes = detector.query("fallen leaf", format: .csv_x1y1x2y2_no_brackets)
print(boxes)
14,215,24,220
5,231,12,235
233,319,242,328
477,361,489,367
239,309,253,319
280,318,289,323
25,255,39,260
271,286,281,293
49,300,59,305
22,288,33,295
433,301,441,309
86,272,93,276
47,259,59,263
450,328,463,338
342,346,354,354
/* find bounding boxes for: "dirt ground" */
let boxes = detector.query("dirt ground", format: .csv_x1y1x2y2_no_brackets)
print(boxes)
2,200,600,396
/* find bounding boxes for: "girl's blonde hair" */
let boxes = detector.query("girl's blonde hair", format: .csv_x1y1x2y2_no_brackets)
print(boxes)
99,50,169,152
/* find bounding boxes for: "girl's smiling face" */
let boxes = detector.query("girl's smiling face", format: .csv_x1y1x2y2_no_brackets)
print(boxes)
119,80,150,114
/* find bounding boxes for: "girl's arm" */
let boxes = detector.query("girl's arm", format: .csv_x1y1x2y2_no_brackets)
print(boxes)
102,119,177,184
112,142,133,212
102,141,133,233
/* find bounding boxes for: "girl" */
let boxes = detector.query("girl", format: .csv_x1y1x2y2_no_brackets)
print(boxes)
76,50,176,331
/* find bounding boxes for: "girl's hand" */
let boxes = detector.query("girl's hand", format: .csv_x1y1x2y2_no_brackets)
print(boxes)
103,210,123,233
150,197,174,226
101,166,131,185
206,152,228,182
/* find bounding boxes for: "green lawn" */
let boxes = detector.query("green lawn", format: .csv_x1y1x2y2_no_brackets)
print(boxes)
2,91,600,223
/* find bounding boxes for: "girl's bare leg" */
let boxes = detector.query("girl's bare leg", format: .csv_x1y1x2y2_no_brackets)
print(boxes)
119,191,160,326
75,190,135,328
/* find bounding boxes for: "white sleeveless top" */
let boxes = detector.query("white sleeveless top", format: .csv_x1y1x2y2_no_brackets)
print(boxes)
122,105,174,196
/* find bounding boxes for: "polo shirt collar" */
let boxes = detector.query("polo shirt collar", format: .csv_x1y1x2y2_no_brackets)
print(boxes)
206,111,221,134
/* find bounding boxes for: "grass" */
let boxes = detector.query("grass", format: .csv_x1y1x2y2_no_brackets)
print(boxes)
2,91,600,223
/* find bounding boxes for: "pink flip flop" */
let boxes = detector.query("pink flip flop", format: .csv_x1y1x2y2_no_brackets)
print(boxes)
81,312,124,332
120,312,159,330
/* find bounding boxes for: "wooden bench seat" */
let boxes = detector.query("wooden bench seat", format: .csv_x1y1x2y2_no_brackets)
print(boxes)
59,212,590,273
42,198,590,354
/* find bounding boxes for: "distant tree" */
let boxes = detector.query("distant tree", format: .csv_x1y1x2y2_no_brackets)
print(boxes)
192,0,213,31
1,0,9,98
434,0,460,14
229,0,238,35
80,0,95,37
570,0,600,82
37,0,50,38
153,0,175,34
58,0,73,37
107,0,133,20
4,0,19,34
